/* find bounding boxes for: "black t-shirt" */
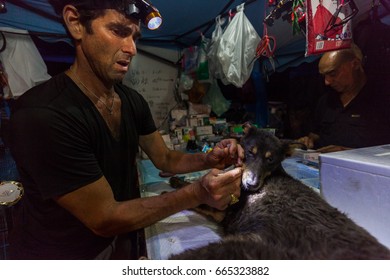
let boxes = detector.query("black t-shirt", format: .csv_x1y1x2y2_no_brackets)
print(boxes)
312,80,390,149
9,73,156,259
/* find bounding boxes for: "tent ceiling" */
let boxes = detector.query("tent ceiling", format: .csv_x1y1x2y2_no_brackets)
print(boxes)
2,0,268,47
0,0,389,69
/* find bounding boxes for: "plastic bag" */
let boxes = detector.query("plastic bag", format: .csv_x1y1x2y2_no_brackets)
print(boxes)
216,4,261,88
202,80,231,117
306,0,355,56
207,15,226,82
182,46,199,77
196,35,210,81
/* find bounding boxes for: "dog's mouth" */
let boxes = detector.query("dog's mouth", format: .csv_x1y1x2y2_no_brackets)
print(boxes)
241,170,270,193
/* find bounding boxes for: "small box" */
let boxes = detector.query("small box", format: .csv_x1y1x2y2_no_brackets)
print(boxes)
196,134,214,142
171,109,187,122
182,127,192,135
188,117,198,127
214,119,228,135
302,151,320,166
195,125,213,136
320,145,390,248
174,128,183,140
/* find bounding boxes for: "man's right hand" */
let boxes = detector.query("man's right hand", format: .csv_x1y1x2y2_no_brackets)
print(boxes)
192,167,242,210
297,136,315,149
316,145,351,153
297,133,320,150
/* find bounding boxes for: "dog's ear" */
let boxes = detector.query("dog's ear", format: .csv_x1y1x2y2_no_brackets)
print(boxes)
281,140,307,157
242,122,255,136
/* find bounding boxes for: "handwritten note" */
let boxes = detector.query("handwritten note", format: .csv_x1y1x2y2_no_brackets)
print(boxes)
123,53,179,130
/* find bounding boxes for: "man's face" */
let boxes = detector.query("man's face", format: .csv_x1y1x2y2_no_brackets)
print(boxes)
318,54,355,94
79,9,141,83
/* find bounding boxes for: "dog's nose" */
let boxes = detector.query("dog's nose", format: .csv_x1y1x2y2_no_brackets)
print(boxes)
242,170,258,189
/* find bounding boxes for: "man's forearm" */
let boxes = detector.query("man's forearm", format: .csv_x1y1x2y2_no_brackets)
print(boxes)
158,150,210,174
95,181,202,236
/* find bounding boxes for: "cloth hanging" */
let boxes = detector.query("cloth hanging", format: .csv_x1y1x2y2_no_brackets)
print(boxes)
0,27,51,97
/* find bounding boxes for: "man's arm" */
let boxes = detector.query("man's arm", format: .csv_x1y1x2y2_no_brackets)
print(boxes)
297,134,351,153
139,131,243,174
316,145,351,153
55,167,242,237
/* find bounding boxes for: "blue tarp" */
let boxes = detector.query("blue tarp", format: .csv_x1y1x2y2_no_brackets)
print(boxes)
0,0,388,71
0,0,312,71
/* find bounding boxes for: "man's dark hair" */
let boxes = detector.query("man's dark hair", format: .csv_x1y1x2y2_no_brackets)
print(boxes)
48,1,126,33
49,0,126,15
49,0,161,34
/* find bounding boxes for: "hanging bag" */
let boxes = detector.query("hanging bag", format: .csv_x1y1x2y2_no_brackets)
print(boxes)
207,15,226,82
216,3,261,88
306,0,358,56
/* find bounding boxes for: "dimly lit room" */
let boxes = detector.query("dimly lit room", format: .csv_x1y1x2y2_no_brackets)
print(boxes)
1,0,390,271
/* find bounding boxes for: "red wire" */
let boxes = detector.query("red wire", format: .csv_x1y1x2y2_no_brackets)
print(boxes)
258,0,276,59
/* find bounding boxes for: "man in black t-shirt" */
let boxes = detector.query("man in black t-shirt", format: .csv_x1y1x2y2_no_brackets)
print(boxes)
298,44,390,152
9,0,244,259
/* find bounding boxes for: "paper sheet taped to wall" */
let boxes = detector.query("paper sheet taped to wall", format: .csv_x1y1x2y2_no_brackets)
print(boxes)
123,53,178,130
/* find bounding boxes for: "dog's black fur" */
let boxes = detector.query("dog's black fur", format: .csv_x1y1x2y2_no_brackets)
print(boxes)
170,127,390,259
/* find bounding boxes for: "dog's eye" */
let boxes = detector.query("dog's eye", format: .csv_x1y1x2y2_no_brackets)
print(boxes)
265,151,273,163
246,147,257,158
246,151,254,158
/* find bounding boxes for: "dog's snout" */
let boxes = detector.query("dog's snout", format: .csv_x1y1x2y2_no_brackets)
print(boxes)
242,169,258,189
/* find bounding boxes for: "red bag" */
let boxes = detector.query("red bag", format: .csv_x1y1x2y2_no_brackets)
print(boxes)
306,0,358,56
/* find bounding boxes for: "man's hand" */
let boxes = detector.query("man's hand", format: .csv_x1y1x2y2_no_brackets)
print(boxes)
205,139,244,169
192,167,242,210
297,133,320,150
316,145,351,153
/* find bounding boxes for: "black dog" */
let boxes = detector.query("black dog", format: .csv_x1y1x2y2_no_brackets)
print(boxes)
170,126,390,259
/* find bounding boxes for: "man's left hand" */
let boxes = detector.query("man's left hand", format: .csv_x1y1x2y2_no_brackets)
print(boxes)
205,139,244,169
316,145,351,153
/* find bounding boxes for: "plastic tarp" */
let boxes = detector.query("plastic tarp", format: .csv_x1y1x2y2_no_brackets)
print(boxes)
0,0,388,72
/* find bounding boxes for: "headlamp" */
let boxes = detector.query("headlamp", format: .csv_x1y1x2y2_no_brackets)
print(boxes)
70,0,162,30
125,0,162,30
0,1,6,13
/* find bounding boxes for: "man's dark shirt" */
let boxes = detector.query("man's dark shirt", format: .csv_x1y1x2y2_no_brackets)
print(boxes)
9,73,156,259
312,80,390,149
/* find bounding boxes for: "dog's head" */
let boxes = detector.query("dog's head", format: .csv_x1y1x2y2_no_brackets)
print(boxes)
240,124,305,192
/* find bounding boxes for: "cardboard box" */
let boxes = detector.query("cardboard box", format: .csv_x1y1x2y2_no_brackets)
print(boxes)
195,125,213,136
188,114,209,127
320,145,390,248
188,117,199,127
170,109,187,122
196,134,215,142
174,128,183,140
